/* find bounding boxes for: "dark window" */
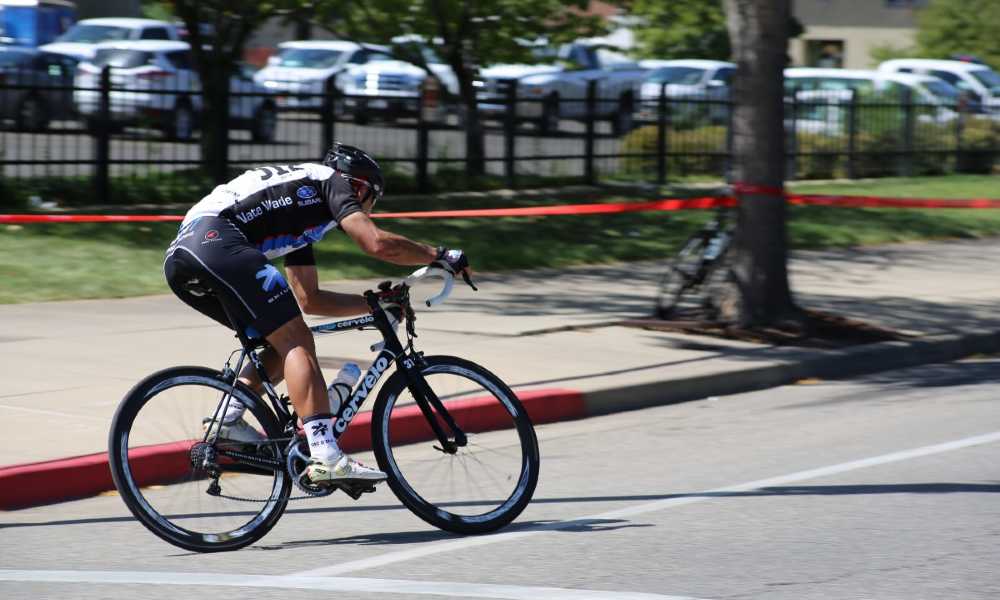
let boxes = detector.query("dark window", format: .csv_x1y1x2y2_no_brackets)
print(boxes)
140,28,170,40
714,67,735,84
930,70,960,86
165,51,193,71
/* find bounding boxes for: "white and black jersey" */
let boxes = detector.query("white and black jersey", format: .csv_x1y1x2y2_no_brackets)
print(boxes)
163,162,364,340
181,163,363,263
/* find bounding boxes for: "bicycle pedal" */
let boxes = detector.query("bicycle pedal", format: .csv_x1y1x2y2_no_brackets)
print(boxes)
336,482,377,500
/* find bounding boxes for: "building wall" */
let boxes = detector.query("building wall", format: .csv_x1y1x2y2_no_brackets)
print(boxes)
791,0,922,69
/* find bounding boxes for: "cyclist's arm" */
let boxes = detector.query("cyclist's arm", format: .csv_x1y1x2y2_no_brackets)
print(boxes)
340,211,437,266
285,264,369,317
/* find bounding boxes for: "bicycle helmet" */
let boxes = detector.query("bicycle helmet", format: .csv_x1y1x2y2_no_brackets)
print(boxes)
323,142,384,206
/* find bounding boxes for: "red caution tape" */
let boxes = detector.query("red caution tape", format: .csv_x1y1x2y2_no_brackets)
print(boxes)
788,194,1000,209
2,193,1000,224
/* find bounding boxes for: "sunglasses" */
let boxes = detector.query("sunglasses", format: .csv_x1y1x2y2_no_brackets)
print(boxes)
341,173,383,207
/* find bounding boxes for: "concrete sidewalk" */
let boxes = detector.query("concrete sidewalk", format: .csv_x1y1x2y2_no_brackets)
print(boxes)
2,237,1000,508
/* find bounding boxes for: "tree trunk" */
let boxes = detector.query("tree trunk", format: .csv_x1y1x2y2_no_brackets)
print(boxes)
199,60,232,184
456,73,486,176
717,0,799,327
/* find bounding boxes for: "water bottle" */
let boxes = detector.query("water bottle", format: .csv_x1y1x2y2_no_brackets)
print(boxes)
328,362,361,414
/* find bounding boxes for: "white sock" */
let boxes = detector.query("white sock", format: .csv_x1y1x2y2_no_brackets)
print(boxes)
302,413,343,462
220,400,246,424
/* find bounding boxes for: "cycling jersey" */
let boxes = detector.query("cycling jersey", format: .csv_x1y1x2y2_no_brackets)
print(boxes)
181,163,362,261
164,162,364,339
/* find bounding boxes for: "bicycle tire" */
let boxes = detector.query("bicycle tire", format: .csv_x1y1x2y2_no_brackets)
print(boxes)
108,366,291,552
371,356,540,535
655,234,707,319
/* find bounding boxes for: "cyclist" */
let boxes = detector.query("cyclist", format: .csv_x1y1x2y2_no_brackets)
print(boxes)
163,143,470,486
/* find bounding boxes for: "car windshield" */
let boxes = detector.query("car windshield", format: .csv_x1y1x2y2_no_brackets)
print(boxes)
57,24,132,44
969,68,1000,94
92,49,154,69
275,48,342,68
647,66,706,85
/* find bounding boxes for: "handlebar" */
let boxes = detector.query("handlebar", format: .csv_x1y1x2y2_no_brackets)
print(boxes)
404,266,455,307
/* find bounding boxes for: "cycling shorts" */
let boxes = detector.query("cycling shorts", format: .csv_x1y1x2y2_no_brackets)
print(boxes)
164,216,301,339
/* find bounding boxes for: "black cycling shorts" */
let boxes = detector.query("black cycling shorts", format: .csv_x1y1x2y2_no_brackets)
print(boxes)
164,216,301,340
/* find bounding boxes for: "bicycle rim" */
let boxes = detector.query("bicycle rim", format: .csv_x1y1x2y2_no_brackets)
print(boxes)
656,237,705,317
373,357,539,534
109,368,290,552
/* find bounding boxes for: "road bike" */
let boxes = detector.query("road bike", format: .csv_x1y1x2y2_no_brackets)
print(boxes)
654,207,734,319
108,267,540,553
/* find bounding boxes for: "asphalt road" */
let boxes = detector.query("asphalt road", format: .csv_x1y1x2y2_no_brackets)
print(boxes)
0,114,628,180
2,359,998,599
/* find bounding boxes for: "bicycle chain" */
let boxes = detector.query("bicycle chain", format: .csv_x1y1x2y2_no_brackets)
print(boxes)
210,448,330,503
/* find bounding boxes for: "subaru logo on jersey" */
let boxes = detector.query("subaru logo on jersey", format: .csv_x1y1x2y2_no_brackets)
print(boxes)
297,186,318,200
256,264,287,292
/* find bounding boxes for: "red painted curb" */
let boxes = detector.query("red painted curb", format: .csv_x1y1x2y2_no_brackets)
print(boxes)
0,388,584,511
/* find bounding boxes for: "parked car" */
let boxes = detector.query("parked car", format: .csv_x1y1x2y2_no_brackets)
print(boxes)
785,67,962,119
0,0,76,47
476,41,648,134
253,40,392,110
39,17,180,61
73,40,277,141
878,59,1000,115
335,38,459,123
636,59,735,123
0,45,76,130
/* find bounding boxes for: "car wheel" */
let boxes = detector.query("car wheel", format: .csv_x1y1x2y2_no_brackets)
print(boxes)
539,94,559,134
17,95,48,132
166,103,194,141
612,94,635,136
251,103,278,142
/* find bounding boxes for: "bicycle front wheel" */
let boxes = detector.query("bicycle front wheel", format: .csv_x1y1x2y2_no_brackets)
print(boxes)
108,366,291,552
655,234,706,319
372,356,540,535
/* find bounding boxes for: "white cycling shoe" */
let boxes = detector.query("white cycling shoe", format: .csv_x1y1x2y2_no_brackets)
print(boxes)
202,416,266,444
305,454,387,485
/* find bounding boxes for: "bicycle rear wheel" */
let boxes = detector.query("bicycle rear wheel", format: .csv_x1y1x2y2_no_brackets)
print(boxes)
371,356,539,535
108,366,290,552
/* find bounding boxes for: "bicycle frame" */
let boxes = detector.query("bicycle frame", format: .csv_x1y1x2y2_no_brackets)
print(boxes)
214,282,467,455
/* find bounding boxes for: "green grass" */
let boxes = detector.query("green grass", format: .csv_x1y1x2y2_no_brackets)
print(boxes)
2,174,999,304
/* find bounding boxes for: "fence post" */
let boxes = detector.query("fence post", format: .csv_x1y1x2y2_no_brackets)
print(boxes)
900,87,915,177
847,88,858,179
504,80,518,188
416,85,430,193
322,77,336,157
585,80,596,185
954,105,965,173
656,82,668,185
93,65,111,202
785,91,798,180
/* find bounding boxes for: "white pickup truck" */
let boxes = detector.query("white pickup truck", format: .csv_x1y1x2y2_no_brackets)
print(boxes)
476,42,648,134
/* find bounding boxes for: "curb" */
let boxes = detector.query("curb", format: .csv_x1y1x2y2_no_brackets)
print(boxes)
3,330,998,511
0,389,585,511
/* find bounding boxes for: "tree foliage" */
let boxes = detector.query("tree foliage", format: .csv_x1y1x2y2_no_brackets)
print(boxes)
629,0,730,60
314,0,606,174
916,0,1000,69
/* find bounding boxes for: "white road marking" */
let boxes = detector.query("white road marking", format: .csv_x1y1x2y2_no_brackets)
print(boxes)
0,570,705,600
296,430,1000,577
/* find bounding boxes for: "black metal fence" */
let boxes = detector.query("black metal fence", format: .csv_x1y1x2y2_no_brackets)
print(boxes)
1,65,998,207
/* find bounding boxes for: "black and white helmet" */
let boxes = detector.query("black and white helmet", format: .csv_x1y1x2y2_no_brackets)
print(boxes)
323,143,384,206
